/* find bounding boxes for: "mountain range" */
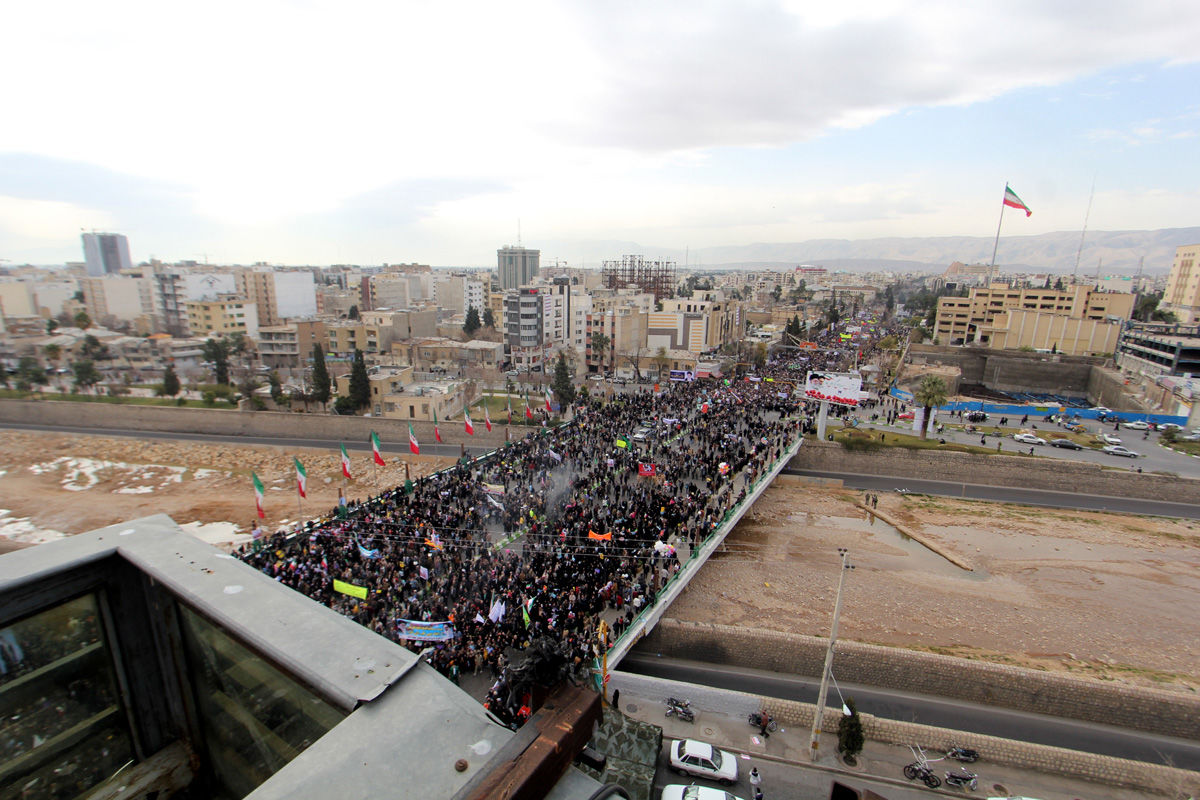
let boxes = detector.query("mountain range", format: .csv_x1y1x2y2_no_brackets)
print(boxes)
552,227,1200,275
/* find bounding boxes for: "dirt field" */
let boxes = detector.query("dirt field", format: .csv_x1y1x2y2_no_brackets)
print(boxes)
2,431,1197,692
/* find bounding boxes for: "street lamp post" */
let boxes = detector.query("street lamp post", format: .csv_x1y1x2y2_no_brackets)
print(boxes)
809,548,854,761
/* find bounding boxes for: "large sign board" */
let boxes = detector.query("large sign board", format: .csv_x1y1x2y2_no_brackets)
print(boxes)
804,371,863,407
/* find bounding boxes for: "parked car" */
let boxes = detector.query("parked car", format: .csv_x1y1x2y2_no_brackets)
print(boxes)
1102,445,1139,458
1099,433,1123,445
1124,420,1150,430
632,427,652,442
588,374,605,382
1012,433,1046,446
661,786,747,800
668,739,739,785
1049,438,1082,450
1158,423,1184,432
964,411,988,422
898,411,915,420
1178,433,1200,442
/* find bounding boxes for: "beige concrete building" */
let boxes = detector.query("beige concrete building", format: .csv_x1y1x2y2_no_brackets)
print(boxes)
1162,244,1200,324
185,297,259,338
334,366,473,421
935,284,1134,354
256,320,327,368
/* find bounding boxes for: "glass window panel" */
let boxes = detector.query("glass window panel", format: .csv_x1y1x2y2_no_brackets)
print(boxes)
178,606,344,800
0,594,135,800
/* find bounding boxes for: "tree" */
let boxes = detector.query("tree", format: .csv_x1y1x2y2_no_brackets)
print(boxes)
46,318,59,335
16,356,48,391
269,371,286,406
837,697,865,762
80,334,109,361
772,284,782,302
751,342,768,369
652,346,671,379
1054,277,1065,290
591,333,611,371
43,344,62,379
159,364,181,397
884,286,895,316
551,352,576,408
347,304,359,320
73,310,91,331
463,306,481,336
72,359,102,393
482,306,495,328
310,343,332,408
348,348,371,410
238,374,260,403
202,338,231,385
913,374,948,440
826,301,841,327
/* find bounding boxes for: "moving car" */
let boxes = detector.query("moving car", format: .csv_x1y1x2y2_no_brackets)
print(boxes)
1049,438,1082,450
1124,420,1150,430
1102,445,1139,458
1099,433,1123,445
1012,433,1046,446
668,739,739,785
661,786,747,800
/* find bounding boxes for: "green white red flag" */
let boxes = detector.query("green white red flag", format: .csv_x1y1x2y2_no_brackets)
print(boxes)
371,431,386,466
408,423,420,455
252,471,265,518
340,443,352,479
464,408,474,435
433,411,443,443
1003,184,1032,217
484,405,492,432
293,457,307,498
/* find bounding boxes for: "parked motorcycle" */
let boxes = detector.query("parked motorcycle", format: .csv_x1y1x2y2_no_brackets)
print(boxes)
946,746,979,763
665,697,695,723
902,761,941,789
748,711,778,733
944,767,978,791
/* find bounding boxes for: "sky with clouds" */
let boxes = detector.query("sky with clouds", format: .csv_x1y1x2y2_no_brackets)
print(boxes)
2,0,1198,267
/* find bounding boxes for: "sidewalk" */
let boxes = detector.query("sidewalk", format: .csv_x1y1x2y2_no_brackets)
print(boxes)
607,671,1163,800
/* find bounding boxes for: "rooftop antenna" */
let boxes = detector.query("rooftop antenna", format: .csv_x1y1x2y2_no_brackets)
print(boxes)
517,218,522,247
1134,255,1144,292
1094,257,1102,288
1072,178,1095,286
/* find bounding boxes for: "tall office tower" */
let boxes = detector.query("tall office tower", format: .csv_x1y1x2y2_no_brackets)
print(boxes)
81,233,133,277
497,246,540,290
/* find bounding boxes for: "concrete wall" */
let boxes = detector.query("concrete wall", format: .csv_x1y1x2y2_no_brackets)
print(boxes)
1088,365,1150,412
788,439,1200,504
638,620,1200,741
907,345,1102,395
0,399,518,451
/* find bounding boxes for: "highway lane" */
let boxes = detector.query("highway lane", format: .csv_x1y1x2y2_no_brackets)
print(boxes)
621,654,1200,771
783,468,1200,519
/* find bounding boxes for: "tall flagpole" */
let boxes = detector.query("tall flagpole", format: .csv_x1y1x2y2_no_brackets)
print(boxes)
987,186,1008,288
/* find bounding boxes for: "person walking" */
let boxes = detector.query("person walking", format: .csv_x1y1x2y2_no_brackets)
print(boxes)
749,767,762,787
611,688,620,710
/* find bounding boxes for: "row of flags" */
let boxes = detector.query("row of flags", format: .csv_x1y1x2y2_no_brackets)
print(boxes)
252,430,390,518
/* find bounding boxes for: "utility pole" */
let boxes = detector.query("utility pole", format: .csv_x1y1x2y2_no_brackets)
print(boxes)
809,548,854,761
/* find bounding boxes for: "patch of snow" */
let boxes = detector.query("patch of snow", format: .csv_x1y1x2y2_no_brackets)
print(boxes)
192,469,221,480
0,509,67,545
178,520,249,548
114,486,155,494
0,470,7,479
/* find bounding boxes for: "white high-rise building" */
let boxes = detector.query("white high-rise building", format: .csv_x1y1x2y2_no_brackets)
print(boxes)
497,247,539,290
81,233,132,276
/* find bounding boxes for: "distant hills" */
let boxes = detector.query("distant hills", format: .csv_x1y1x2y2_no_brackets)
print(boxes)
553,227,1200,274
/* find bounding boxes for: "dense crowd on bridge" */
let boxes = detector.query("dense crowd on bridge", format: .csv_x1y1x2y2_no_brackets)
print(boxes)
237,373,807,725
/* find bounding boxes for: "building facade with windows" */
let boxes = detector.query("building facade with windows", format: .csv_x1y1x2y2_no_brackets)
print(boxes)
1162,244,1200,325
497,246,540,290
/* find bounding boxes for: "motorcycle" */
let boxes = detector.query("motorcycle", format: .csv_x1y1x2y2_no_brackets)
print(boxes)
748,711,778,733
946,746,979,763
665,697,694,723
903,746,942,789
944,767,978,791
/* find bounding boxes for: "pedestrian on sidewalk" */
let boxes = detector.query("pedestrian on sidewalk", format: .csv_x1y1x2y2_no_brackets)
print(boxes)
611,688,620,710
749,767,762,787
753,789,763,800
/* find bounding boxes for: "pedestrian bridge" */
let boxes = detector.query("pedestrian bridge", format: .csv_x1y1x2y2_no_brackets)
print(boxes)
604,436,804,671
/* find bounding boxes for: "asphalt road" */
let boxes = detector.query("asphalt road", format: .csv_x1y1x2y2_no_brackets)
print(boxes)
622,654,1200,771
783,468,1200,519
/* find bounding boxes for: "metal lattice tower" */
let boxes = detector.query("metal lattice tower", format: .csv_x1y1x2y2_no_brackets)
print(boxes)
601,254,676,301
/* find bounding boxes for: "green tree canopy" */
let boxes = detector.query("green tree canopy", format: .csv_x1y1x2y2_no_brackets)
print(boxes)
268,371,286,405
72,359,102,392
310,343,332,407
837,697,865,759
463,306,481,336
482,306,495,328
348,348,371,410
551,352,576,408
590,332,610,369
73,310,91,330
46,318,59,335
201,337,231,385
159,364,181,397
913,374,948,440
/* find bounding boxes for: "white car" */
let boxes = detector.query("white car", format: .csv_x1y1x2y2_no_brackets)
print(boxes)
1012,433,1046,446
588,374,606,382
1099,433,1123,445
1102,445,1139,458
1123,420,1150,430
668,739,739,785
661,786,747,800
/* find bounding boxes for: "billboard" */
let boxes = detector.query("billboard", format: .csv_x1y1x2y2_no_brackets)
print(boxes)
804,371,863,407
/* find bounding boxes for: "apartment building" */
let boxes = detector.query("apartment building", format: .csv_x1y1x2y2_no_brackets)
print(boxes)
256,320,327,368
185,297,259,338
1162,244,1200,324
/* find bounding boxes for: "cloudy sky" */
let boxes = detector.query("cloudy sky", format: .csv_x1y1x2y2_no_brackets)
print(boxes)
3,0,1198,267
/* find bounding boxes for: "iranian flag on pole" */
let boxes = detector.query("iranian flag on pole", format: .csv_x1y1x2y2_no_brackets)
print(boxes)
340,443,352,479
294,457,307,498
524,394,534,420
464,408,475,435
408,423,420,455
252,471,265,518
433,411,443,443
484,405,492,432
371,431,386,466
506,395,512,424
544,387,553,412
1003,184,1032,217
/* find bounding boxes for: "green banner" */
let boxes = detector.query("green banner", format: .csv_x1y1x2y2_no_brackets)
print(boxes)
333,579,368,600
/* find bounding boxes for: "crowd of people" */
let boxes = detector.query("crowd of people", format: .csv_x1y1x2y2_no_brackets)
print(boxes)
237,375,806,726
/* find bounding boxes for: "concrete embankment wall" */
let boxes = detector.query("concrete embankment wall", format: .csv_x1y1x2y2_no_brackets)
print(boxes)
906,345,1103,395
0,399,515,450
638,620,1200,741
788,438,1200,504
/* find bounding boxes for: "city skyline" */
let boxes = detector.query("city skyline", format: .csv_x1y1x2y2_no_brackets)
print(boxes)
3,1,1199,267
